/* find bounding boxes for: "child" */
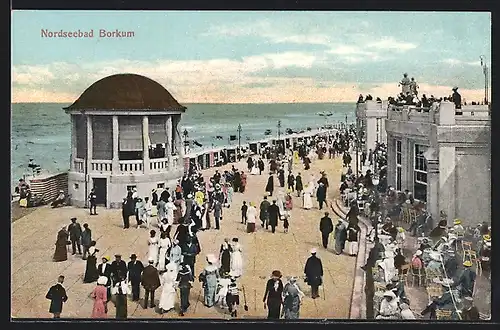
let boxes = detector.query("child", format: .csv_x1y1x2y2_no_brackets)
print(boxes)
216,272,231,309
226,275,240,317
241,201,248,224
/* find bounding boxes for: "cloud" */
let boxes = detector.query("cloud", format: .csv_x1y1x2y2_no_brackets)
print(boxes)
366,37,418,52
441,58,481,66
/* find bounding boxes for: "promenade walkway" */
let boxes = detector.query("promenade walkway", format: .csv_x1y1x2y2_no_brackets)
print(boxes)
11,157,355,319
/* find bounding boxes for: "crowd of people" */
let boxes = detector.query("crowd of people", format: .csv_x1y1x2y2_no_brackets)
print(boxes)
47,129,362,319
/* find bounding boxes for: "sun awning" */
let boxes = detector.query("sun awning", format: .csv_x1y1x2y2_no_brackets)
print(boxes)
119,117,143,151
149,116,168,145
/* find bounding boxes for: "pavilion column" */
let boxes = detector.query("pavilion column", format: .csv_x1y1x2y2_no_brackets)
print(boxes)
175,116,184,167
426,160,440,229
142,116,150,174
71,116,77,171
86,115,93,173
165,116,173,170
112,115,119,173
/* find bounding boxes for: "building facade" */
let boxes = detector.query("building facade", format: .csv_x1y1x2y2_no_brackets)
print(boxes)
355,100,388,153
385,102,491,227
64,74,186,208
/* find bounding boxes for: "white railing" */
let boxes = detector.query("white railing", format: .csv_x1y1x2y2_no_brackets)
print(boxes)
150,157,169,171
91,160,112,172
119,160,143,172
73,158,85,173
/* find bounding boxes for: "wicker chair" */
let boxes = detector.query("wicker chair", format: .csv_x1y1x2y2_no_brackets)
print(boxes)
462,241,474,261
424,268,442,286
410,265,425,287
435,309,453,320
399,264,411,286
468,251,482,276
408,208,417,224
427,284,443,301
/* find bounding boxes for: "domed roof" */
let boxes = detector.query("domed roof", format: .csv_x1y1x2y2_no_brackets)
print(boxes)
64,73,186,111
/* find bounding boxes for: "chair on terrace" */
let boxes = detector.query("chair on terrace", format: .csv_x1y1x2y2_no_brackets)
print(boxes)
410,264,425,287
399,264,411,286
462,241,474,262
435,309,453,320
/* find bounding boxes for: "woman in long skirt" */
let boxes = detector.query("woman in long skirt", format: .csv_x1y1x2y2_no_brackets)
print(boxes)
157,231,171,272
282,277,304,319
302,185,313,210
346,223,361,256
226,183,234,207
83,241,99,283
230,239,244,278
147,230,159,266
200,255,219,307
111,278,128,319
159,263,178,313
246,202,257,233
91,277,109,318
53,227,69,262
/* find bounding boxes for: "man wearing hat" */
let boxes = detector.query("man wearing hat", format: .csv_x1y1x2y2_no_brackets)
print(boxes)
111,254,127,286
304,248,323,299
429,219,448,243
388,275,409,305
97,256,112,298
459,296,480,320
184,193,194,223
176,262,194,316
421,281,455,319
88,188,97,215
141,260,161,309
452,86,462,114
443,248,459,279
454,260,476,297
67,217,82,255
127,254,144,301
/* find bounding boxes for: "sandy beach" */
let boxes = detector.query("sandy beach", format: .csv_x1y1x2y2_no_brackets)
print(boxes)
11,156,356,319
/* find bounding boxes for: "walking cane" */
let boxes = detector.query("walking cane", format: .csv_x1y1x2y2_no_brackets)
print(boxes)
242,286,249,311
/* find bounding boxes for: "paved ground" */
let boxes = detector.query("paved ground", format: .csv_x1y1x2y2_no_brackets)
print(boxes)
11,156,356,319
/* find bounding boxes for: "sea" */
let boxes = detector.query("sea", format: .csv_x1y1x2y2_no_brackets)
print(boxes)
11,103,356,188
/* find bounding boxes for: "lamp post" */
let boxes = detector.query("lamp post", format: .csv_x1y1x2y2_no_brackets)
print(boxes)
277,120,282,140
237,123,242,160
183,129,189,154
80,110,89,208
480,55,489,105
372,177,380,242
345,114,348,130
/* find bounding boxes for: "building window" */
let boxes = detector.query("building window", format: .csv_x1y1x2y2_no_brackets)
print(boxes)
396,140,402,191
74,183,79,189
414,144,428,201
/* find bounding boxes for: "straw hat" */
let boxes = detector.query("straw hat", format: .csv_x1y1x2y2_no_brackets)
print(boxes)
397,227,405,233
483,235,491,242
102,256,110,262
453,219,462,225
206,254,217,264
383,290,396,298
485,241,491,247
310,248,317,254
414,250,423,256
97,276,108,285
463,260,473,267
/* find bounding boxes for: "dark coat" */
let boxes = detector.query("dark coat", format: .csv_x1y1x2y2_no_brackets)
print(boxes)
268,204,280,226
295,175,303,191
141,265,161,291
111,260,128,282
263,279,284,304
258,160,265,171
97,263,113,286
278,170,285,186
287,174,295,186
127,260,144,282
319,216,333,234
46,284,68,314
461,306,480,321
265,176,274,193
67,222,82,241
259,200,270,220
346,224,360,242
81,228,92,247
304,255,323,286
316,185,327,202
53,229,69,262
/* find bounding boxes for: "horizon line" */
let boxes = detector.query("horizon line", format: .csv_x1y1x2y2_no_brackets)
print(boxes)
11,101,356,105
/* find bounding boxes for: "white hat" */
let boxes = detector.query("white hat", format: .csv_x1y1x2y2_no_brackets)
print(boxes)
97,276,108,285
187,194,193,199
310,248,317,254
168,197,173,202
429,252,441,261
383,290,396,298
148,259,154,263
206,254,217,264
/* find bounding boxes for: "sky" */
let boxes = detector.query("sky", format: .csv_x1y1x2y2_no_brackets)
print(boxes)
11,11,491,103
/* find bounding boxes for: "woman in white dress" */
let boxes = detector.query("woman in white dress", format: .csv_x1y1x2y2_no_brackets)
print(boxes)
230,239,244,278
157,231,172,272
246,202,257,233
302,185,313,210
165,197,177,225
200,200,210,230
158,262,178,314
142,197,153,228
147,230,159,266
251,158,260,175
276,190,286,219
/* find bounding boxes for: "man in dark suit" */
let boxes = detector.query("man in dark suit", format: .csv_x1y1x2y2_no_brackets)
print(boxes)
319,212,334,249
67,217,82,255
98,256,112,299
127,254,144,301
141,260,161,309
45,275,68,318
111,254,128,285
304,249,323,299
268,200,280,234
81,223,92,260
316,182,327,210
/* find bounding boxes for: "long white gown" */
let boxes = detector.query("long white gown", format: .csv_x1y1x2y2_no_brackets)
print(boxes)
159,263,178,311
276,192,285,218
165,202,177,225
246,206,257,224
148,236,159,265
157,237,172,271
250,161,260,175
302,188,313,210
230,243,244,277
